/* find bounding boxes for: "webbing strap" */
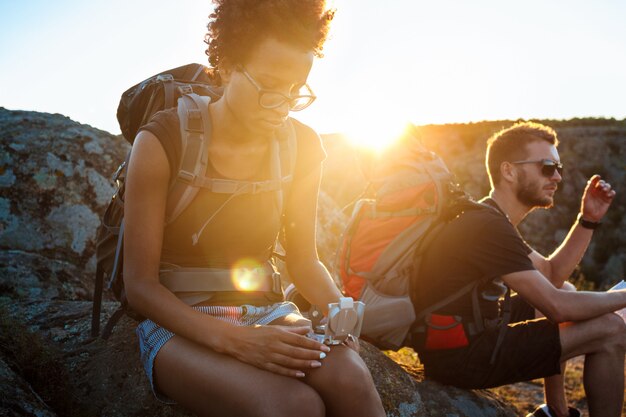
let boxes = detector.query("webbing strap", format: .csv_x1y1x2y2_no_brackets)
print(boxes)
489,286,512,365
91,264,104,338
268,119,295,231
101,306,126,340
107,218,125,290
166,93,212,223
191,65,205,81
187,176,289,194
353,264,413,282
159,266,282,294
413,279,480,327
157,74,176,108
270,138,283,218
471,284,485,333
369,206,436,218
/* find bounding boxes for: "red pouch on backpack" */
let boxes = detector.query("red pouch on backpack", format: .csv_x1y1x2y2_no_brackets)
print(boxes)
424,314,469,350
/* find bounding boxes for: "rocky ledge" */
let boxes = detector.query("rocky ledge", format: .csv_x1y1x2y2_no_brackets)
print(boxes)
0,107,521,416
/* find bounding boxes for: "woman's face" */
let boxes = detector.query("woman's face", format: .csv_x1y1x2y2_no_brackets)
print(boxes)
221,37,315,138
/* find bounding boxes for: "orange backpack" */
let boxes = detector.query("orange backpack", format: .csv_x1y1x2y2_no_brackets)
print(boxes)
334,127,473,349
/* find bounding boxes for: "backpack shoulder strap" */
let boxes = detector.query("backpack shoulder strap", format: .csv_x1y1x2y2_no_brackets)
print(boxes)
279,119,297,180
273,119,297,217
165,92,212,224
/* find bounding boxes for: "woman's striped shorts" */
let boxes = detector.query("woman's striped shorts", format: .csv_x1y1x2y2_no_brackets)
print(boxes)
136,301,301,403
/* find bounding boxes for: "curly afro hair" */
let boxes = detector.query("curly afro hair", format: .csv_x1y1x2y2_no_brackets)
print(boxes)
205,0,334,82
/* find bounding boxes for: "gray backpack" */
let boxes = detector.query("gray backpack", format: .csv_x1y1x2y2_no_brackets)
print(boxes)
91,65,296,338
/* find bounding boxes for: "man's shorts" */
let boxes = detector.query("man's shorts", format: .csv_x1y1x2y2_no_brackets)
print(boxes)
418,295,562,389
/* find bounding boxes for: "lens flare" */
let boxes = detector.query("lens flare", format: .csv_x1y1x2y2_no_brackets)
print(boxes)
231,258,264,291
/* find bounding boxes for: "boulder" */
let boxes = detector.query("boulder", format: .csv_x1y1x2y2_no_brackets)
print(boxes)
0,297,515,417
0,356,56,417
0,108,129,274
0,108,518,416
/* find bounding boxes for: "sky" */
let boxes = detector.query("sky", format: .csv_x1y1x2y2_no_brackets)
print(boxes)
1,0,625,148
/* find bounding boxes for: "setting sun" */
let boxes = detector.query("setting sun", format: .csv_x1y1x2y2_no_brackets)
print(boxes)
343,112,410,152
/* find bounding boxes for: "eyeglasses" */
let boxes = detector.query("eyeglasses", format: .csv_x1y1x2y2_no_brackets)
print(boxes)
238,66,316,112
511,159,564,178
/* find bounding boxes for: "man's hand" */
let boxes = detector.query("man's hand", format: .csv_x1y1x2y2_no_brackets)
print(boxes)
580,175,615,222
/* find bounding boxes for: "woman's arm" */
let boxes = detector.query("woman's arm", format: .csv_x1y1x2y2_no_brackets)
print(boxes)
284,126,343,314
123,130,327,377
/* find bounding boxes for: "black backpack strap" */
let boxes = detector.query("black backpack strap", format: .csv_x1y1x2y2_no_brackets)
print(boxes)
107,218,125,289
157,74,176,108
489,286,512,364
412,279,481,330
101,289,138,340
101,305,127,340
91,264,105,338
471,283,484,333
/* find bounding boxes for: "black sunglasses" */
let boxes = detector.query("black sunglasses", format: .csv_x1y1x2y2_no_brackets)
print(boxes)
511,159,564,178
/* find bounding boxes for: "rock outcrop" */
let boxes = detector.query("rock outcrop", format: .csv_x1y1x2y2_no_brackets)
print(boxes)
0,107,518,416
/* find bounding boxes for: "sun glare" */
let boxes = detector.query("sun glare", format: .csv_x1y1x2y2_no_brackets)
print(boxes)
343,112,410,153
231,258,265,292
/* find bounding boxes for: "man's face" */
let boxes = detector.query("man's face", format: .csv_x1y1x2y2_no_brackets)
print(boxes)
514,141,562,209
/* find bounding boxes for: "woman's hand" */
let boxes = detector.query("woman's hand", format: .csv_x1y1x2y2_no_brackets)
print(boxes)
222,324,331,378
342,334,360,353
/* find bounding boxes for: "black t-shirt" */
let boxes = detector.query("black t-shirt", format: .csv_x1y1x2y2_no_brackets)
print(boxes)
138,107,326,268
415,199,535,319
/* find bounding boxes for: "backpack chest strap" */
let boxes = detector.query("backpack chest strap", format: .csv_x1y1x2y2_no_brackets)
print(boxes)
179,174,292,194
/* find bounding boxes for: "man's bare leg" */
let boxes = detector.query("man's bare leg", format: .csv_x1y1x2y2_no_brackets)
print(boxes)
544,363,568,416
540,281,577,417
559,312,626,417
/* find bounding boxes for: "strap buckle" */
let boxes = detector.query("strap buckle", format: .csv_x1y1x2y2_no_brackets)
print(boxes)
272,272,282,294
177,170,195,184
250,182,262,194
156,74,174,82
111,161,126,183
186,109,203,132
178,84,193,95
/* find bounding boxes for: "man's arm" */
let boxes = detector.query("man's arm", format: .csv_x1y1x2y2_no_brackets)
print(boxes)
528,175,615,288
502,269,626,322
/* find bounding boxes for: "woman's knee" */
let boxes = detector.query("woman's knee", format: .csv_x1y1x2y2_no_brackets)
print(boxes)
269,383,325,417
321,347,376,393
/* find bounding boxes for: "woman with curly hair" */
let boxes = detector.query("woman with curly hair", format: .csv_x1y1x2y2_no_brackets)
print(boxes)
123,0,386,416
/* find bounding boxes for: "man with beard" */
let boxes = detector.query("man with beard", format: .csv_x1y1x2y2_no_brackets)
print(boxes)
413,122,626,417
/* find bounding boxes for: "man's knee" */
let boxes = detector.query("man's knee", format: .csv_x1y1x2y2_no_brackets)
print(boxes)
605,312,626,346
590,313,626,352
